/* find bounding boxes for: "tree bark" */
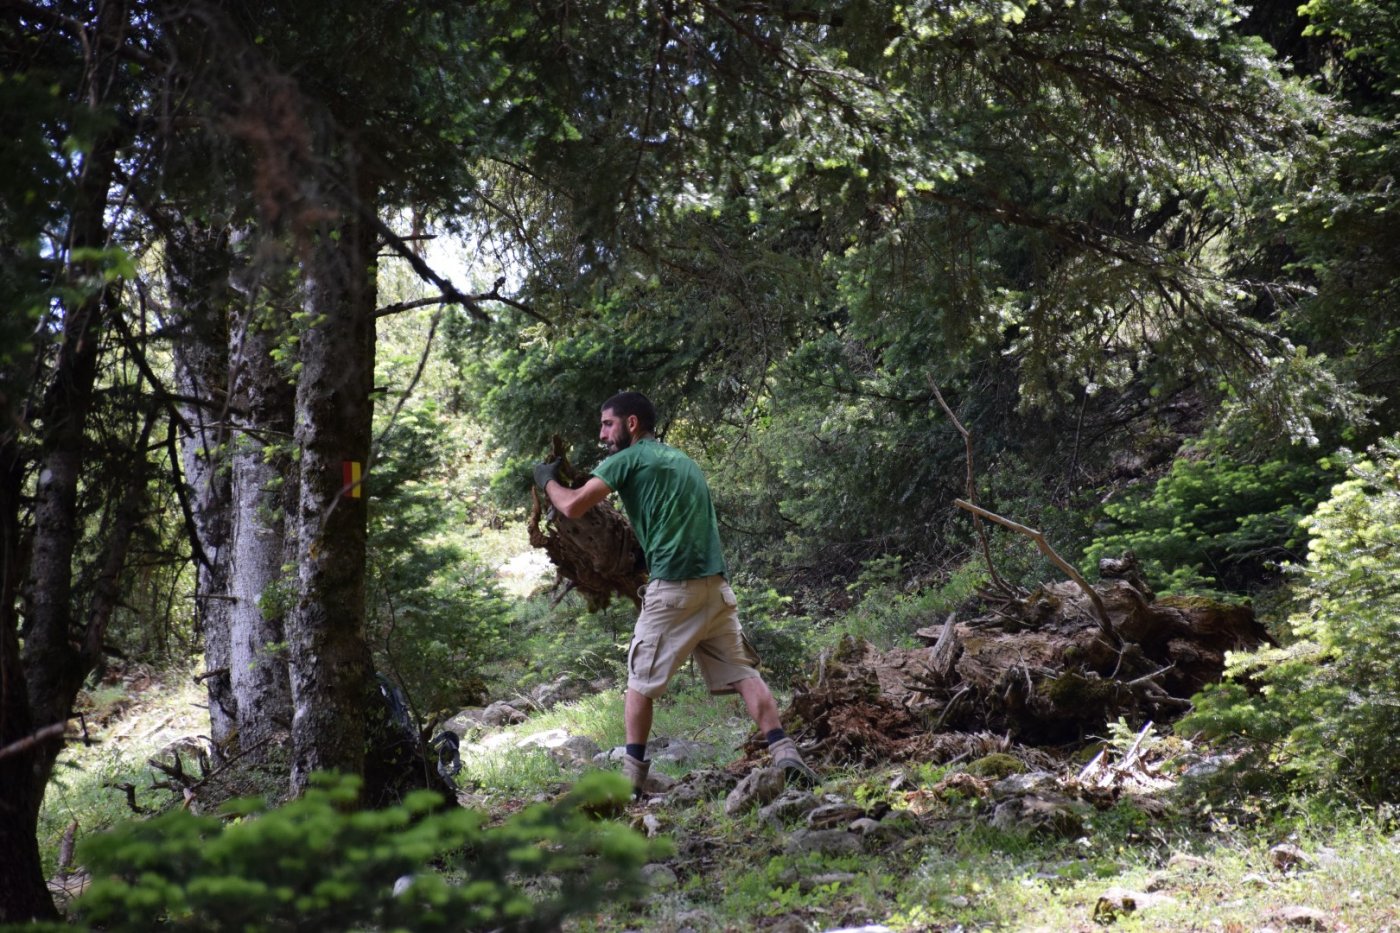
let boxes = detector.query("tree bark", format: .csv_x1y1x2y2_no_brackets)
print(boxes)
5,104,120,923
166,222,239,759
0,437,56,923
227,298,296,757
286,177,380,795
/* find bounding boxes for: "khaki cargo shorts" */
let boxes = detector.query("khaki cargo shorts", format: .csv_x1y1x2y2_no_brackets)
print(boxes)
627,575,762,699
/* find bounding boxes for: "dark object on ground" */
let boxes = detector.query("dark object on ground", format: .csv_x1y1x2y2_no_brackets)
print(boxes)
430,731,461,780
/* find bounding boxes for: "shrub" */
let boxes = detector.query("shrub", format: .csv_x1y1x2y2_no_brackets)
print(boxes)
1179,438,1400,804
1084,439,1339,594
70,771,663,932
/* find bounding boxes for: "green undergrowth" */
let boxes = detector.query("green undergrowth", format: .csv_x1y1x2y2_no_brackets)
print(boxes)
563,766,1399,932
38,667,212,879
455,678,759,798
37,655,1400,932
452,682,1398,931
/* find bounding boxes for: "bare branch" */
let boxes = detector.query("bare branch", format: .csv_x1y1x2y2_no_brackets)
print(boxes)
0,722,68,763
929,379,1014,595
953,498,1119,645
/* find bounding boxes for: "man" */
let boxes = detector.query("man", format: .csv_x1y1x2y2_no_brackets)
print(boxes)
534,391,816,797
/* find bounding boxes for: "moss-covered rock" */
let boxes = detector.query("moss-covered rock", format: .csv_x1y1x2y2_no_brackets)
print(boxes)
963,753,1027,779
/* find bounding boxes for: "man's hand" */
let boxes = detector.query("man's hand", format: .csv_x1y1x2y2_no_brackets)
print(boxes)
533,460,561,490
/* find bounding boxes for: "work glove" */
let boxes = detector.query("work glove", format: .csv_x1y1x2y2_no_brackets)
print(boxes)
533,459,561,490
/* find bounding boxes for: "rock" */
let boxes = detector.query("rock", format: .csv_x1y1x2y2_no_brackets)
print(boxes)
1270,843,1312,872
801,871,858,892
784,828,861,856
640,863,678,890
933,771,991,798
667,768,736,807
528,674,583,710
441,708,489,737
547,735,602,767
1143,870,1170,893
759,789,820,827
639,813,665,837
649,737,721,764
673,909,711,931
851,818,883,835
1167,852,1211,871
1268,905,1329,930
724,766,786,816
990,771,1060,800
765,917,810,933
876,809,923,838
990,795,1088,838
806,802,864,829
481,701,527,726
1092,887,1174,922
516,728,571,749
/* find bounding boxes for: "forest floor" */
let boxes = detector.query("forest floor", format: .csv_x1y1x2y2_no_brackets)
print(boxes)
43,661,1400,932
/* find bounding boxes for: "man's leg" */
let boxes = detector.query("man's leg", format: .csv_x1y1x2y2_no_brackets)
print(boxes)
731,676,817,787
622,688,654,798
625,687,654,746
731,676,781,733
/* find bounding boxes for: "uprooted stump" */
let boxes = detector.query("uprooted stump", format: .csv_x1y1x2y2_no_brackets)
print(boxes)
528,436,647,611
781,571,1273,765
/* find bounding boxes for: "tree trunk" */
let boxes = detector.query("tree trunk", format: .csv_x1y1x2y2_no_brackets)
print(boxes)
6,121,119,923
286,180,380,795
0,437,57,923
227,299,296,758
166,221,239,760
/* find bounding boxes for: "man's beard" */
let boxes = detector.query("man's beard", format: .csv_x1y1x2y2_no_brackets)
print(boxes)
609,431,632,453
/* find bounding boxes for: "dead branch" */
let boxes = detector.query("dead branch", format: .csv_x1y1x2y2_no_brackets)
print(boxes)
107,781,152,814
56,821,79,879
953,498,1119,645
0,722,69,762
929,379,1015,596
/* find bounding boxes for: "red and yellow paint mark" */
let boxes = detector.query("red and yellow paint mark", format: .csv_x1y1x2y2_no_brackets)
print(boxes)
342,460,363,499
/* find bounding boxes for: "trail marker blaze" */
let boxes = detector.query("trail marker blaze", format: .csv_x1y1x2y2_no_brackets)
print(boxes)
342,460,363,499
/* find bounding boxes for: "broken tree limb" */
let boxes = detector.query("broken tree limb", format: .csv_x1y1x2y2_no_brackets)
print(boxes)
953,498,1119,646
0,721,68,762
930,379,1015,596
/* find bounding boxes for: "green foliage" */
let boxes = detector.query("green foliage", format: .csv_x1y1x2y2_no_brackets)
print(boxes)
1180,437,1400,803
1084,439,1340,594
483,592,633,699
70,771,662,932
368,320,514,717
728,580,810,688
829,558,986,651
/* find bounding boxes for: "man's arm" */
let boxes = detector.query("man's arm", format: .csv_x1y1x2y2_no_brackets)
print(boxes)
543,475,614,519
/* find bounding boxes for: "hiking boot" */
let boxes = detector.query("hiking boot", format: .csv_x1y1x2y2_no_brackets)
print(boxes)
621,753,650,799
768,737,818,788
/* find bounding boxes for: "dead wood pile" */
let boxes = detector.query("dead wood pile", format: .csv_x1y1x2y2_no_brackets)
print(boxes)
528,436,647,611
784,565,1273,768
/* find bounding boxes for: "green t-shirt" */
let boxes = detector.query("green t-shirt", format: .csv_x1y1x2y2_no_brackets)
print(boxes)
592,438,727,581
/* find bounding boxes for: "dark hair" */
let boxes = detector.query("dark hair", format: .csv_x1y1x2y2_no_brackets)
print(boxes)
601,391,656,433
